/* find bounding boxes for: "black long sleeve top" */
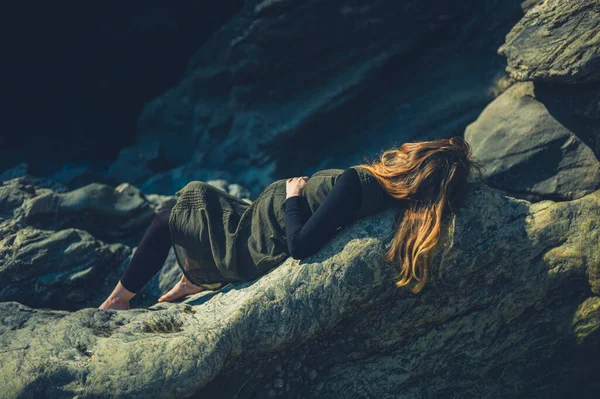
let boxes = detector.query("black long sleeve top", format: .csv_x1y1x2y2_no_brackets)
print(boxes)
284,167,362,260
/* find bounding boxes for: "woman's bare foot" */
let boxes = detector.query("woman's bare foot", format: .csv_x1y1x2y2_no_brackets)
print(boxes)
99,281,136,311
99,296,130,311
158,274,206,303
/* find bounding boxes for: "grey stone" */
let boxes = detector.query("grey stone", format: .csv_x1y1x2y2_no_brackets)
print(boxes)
1,185,598,398
499,0,600,83
13,181,155,246
0,162,29,181
465,81,600,202
131,0,524,199
0,227,131,310
107,140,166,185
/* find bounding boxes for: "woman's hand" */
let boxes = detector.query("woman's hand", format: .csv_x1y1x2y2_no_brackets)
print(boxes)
286,176,309,199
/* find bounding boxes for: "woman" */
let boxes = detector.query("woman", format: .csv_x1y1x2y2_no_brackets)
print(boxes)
99,136,483,311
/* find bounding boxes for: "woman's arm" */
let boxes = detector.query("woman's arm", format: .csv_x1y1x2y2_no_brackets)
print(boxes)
284,167,362,260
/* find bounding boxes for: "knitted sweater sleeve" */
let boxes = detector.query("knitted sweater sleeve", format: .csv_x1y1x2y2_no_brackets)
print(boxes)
284,167,362,260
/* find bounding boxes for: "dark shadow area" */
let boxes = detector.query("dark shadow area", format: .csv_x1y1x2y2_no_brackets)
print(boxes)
268,0,524,179
534,81,600,161
2,1,244,175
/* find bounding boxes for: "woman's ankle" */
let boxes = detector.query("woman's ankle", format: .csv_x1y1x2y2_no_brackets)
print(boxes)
112,281,136,302
107,295,129,305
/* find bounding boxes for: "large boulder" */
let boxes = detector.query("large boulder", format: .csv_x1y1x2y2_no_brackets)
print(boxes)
465,81,600,201
13,182,156,247
1,184,598,398
107,140,172,186
498,0,600,83
116,0,524,198
0,227,131,311
468,0,600,203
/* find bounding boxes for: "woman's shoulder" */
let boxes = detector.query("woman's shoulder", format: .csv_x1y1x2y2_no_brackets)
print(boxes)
337,167,360,184
309,168,360,191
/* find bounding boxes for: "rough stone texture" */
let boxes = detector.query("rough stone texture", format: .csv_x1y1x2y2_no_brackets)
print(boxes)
465,81,600,202
520,0,544,14
0,227,131,311
0,161,116,194
0,174,253,312
2,1,599,397
1,184,598,398
498,0,600,83
12,182,156,248
117,0,524,198
48,163,118,190
0,162,31,182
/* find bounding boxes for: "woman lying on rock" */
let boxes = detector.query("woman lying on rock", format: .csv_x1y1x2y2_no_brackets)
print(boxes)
99,136,483,311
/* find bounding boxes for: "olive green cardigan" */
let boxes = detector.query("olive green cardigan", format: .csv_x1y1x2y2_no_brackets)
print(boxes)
168,165,392,287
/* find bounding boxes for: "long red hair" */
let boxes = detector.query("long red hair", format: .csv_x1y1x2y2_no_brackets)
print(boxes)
356,136,484,293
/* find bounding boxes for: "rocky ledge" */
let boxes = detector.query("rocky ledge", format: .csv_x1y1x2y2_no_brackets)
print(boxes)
1,182,598,398
1,0,599,398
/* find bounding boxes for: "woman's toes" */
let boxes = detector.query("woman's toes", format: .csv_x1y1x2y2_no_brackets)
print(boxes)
158,282,205,303
157,289,176,303
158,284,186,303
98,297,130,311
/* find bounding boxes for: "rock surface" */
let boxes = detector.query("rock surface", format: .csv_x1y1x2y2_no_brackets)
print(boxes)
1,184,599,398
466,0,600,202
2,1,599,398
0,174,252,312
109,0,524,198
465,81,600,201
499,0,600,83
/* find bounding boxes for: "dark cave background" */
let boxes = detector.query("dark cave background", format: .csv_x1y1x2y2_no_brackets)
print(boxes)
2,1,243,176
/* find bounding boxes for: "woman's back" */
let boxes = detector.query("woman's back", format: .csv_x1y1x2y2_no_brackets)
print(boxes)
241,166,403,275
169,165,403,287
283,167,363,259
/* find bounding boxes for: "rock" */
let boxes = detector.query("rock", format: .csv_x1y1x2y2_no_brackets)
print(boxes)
0,173,68,199
1,184,598,398
499,0,600,83
0,162,29,181
0,227,131,311
465,81,600,202
135,162,254,200
0,211,183,311
48,162,117,190
14,181,155,247
144,193,178,211
108,140,171,185
532,81,600,160
132,0,524,198
0,179,39,215
489,73,516,98
520,0,544,13
227,184,253,203
0,172,254,311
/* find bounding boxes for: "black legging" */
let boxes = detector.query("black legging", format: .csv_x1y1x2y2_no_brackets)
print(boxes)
119,206,173,293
